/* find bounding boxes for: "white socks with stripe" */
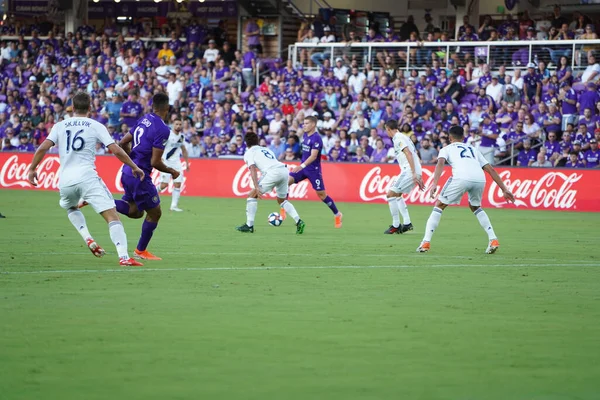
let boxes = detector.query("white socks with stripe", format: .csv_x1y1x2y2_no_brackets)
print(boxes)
67,209,92,241
246,198,258,227
387,197,401,228
474,208,497,240
423,207,443,242
281,200,300,223
171,188,181,209
108,220,129,260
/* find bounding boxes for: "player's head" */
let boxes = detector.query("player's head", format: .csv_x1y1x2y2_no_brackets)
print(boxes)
448,125,464,143
303,116,318,134
245,131,259,148
72,91,91,115
152,92,170,119
384,119,399,138
173,119,182,133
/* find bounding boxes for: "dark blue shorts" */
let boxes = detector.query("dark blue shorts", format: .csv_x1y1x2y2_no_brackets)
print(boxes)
121,173,160,211
290,168,325,191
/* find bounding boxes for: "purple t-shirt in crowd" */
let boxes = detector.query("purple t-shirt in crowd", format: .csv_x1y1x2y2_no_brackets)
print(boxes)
121,101,144,128
562,88,578,115
243,51,256,69
584,149,600,167
480,121,500,147
579,91,600,115
518,149,537,166
245,22,260,46
124,113,170,175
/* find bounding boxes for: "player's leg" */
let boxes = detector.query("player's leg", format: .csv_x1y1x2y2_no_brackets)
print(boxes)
126,177,163,260
384,189,402,234
97,208,143,266
170,170,184,212
417,177,461,253
385,173,415,234
116,173,146,219
467,182,499,254
310,173,342,228
158,172,170,193
281,170,306,220
275,170,304,234
237,188,259,233
60,184,105,257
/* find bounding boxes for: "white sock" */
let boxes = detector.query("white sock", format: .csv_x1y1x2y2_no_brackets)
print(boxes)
67,209,92,241
246,198,258,227
281,200,300,223
396,197,411,225
423,207,443,242
108,220,129,260
171,188,181,209
474,208,497,240
387,197,400,228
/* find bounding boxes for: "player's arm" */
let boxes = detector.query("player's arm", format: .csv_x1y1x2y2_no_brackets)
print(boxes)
181,144,190,171
292,149,319,173
429,157,446,199
402,147,425,190
119,132,133,155
151,147,180,179
27,139,54,186
483,164,515,203
107,143,145,181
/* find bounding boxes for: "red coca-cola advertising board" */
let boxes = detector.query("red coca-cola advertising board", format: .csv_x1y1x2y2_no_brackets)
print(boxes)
1,152,597,212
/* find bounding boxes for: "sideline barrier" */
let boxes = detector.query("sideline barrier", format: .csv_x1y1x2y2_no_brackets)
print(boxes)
0,153,596,212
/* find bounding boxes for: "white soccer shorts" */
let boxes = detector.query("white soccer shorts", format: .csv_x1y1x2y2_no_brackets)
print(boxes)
438,177,485,207
258,166,289,198
59,177,115,214
160,162,184,184
389,171,419,194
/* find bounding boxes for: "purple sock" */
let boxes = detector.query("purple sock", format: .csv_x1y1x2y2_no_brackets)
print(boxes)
322,196,339,215
115,200,130,216
137,220,158,252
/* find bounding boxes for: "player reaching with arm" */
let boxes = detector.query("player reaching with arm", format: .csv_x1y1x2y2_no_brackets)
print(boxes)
417,125,515,254
157,119,190,212
114,92,180,260
284,115,343,228
383,119,425,234
237,132,305,234
27,91,144,266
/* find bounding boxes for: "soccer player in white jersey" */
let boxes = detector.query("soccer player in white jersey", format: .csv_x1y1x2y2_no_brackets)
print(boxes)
383,119,425,234
236,132,306,234
27,92,145,267
417,125,515,254
158,119,189,212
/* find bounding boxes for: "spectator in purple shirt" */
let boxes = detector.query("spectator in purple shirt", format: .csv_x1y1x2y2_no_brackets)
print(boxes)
583,138,600,167
370,138,387,163
245,18,262,54
565,151,586,168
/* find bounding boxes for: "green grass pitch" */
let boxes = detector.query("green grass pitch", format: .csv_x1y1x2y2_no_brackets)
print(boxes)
1,189,600,400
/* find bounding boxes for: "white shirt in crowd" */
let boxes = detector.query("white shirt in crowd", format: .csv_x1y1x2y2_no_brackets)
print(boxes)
581,62,600,83
166,80,183,106
203,48,220,63
348,72,367,94
486,82,504,104
438,142,488,183
334,65,349,81
269,119,283,135
47,117,114,188
392,132,422,175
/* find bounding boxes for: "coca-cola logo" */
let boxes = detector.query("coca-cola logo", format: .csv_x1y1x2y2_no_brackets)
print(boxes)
359,167,442,203
232,164,309,199
0,154,60,189
488,170,581,209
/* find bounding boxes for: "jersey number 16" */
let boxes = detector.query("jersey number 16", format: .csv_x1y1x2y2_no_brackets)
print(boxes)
65,129,85,154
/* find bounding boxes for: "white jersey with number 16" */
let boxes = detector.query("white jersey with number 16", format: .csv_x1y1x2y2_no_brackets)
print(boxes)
244,146,285,174
47,117,115,188
437,142,489,183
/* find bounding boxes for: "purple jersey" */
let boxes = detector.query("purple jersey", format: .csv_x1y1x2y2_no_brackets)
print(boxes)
584,149,600,167
121,101,144,128
125,113,170,175
562,88,578,115
480,122,500,147
301,132,323,172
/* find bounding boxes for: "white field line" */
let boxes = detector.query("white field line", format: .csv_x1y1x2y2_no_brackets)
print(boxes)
0,251,596,264
1,263,599,275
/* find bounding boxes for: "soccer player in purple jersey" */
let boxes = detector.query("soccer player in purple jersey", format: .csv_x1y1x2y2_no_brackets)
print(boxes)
115,93,180,260
284,115,343,228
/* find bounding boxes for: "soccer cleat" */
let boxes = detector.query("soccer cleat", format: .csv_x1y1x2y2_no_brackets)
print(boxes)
296,219,306,234
170,207,183,212
334,212,343,228
486,239,500,254
401,223,414,233
119,257,144,267
78,200,89,209
86,238,106,258
279,207,286,220
416,241,431,253
134,249,162,260
236,223,254,233
384,225,402,234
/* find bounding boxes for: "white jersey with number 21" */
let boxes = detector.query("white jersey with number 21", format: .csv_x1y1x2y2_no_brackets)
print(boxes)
437,142,489,182
244,146,285,173
47,117,115,188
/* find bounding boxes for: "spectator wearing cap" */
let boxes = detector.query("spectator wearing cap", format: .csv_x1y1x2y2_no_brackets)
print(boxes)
501,84,520,107
572,140,586,161
554,143,572,167
203,40,219,64
333,58,348,82
479,113,500,164
583,139,600,167
523,63,542,104
310,26,336,66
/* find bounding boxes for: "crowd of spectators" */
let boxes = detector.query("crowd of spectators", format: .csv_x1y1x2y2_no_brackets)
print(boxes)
1,8,600,169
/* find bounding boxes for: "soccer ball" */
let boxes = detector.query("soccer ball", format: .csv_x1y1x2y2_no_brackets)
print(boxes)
268,212,283,227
